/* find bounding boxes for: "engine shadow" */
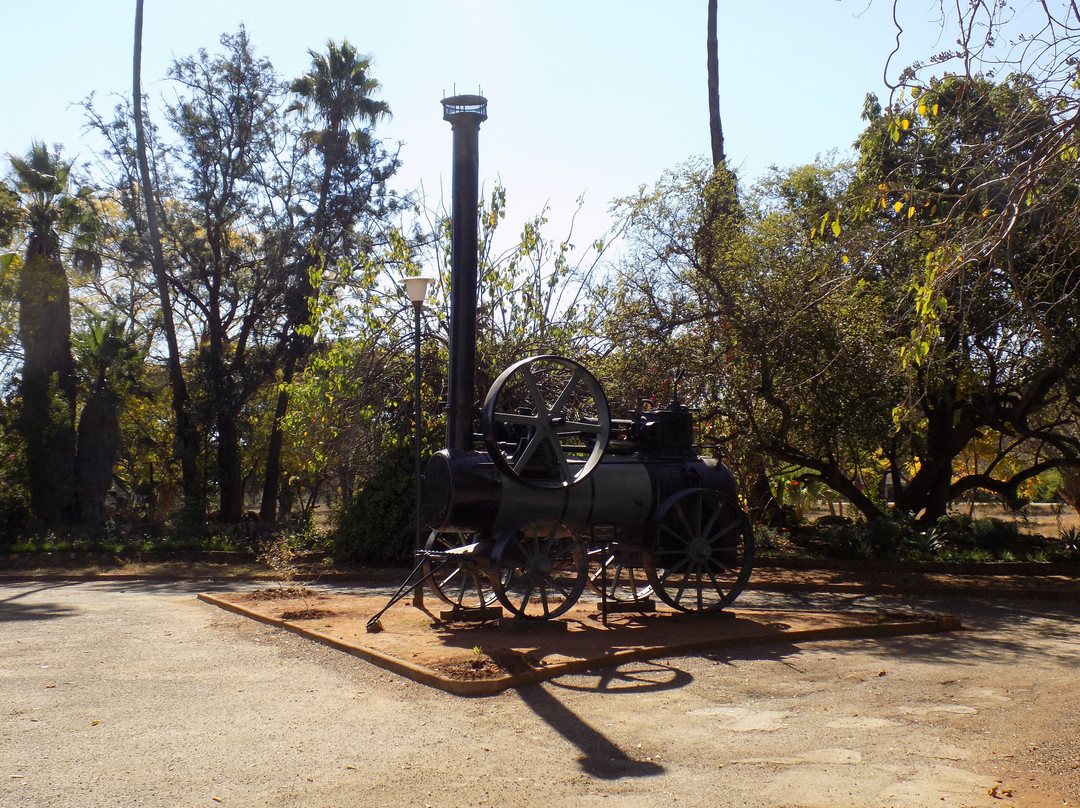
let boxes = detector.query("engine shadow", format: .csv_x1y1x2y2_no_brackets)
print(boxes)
516,670,672,780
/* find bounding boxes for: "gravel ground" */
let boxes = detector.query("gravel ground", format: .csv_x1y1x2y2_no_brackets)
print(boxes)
1,579,1078,808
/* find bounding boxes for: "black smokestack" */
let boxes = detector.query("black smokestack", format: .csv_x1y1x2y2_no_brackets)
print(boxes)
441,94,488,452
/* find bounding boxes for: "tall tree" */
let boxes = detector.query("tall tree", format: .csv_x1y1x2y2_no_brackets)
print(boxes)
260,40,394,522
3,143,98,523
852,74,1080,521
162,27,282,522
133,0,203,527
88,27,400,525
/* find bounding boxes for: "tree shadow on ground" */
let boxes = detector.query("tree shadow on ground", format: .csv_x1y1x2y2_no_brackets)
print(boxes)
0,584,78,622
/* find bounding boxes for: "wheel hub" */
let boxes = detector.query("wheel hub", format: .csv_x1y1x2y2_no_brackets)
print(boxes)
688,537,713,564
530,556,555,576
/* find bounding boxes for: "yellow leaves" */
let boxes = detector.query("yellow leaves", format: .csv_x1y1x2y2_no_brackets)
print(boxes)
894,201,904,214
890,404,908,432
815,209,843,239
907,206,916,219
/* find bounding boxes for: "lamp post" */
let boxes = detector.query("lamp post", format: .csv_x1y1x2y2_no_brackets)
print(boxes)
402,276,433,606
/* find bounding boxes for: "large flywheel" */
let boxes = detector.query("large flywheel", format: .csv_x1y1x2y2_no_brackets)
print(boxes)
482,356,610,488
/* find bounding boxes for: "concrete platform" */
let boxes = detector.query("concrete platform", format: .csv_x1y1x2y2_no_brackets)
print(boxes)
200,588,961,696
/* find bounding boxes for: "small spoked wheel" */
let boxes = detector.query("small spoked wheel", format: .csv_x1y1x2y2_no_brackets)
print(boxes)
423,531,497,610
482,355,610,488
490,518,588,619
587,546,653,603
643,488,754,612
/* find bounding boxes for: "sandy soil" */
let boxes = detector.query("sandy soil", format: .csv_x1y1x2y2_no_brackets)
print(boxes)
2,578,1078,807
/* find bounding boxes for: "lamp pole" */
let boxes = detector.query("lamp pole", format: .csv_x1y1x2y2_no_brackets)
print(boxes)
402,276,433,606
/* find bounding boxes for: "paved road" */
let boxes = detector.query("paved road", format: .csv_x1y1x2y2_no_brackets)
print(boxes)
2,579,1078,807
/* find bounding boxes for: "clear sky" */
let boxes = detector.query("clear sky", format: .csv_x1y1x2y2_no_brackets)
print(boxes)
2,1,957,247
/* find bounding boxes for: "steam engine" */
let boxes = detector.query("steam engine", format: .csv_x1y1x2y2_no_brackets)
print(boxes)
370,94,753,627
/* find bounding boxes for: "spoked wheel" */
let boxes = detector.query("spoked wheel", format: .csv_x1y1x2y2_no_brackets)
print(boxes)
587,546,653,602
490,518,588,619
482,356,610,488
643,488,754,612
423,531,497,609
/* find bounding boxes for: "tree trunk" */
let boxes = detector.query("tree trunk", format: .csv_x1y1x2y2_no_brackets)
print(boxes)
134,0,203,530
216,409,245,522
895,392,974,524
1059,469,1080,518
17,241,78,523
75,392,119,526
707,0,726,168
743,458,783,525
259,352,297,522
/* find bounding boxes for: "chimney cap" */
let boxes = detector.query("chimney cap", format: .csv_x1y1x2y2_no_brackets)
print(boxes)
441,93,488,122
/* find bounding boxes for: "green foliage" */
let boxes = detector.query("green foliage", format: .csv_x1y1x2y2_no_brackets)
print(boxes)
752,523,779,554
970,518,1020,553
329,446,414,565
773,471,828,522
0,401,30,538
601,157,899,520
1021,469,1064,503
798,509,1042,562
598,67,1080,528
934,512,975,542
4,13,1077,555
75,26,404,527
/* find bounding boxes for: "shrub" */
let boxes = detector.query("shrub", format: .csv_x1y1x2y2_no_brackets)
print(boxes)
971,517,1018,552
902,526,946,560
330,448,415,565
753,523,778,554
935,512,975,543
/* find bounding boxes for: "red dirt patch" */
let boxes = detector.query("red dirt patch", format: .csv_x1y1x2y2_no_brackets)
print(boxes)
279,608,336,621
201,589,960,694
240,586,315,601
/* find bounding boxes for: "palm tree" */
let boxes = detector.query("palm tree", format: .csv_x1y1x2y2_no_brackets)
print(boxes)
260,41,391,522
288,40,391,240
5,142,98,522
73,315,149,526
